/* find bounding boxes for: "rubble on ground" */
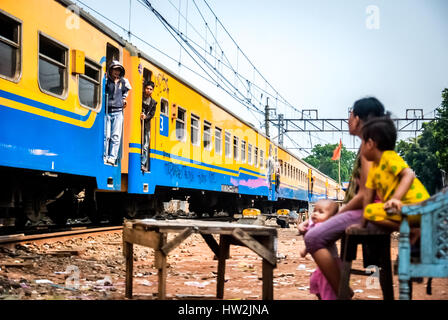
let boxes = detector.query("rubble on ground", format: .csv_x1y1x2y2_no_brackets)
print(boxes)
0,227,446,300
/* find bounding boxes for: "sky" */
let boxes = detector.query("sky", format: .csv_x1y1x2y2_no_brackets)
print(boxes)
73,0,448,157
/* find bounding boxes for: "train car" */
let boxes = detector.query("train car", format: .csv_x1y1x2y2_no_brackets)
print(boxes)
0,0,343,226
0,0,133,225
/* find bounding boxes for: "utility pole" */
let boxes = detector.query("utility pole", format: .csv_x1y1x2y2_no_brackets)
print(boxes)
278,113,284,146
265,97,270,137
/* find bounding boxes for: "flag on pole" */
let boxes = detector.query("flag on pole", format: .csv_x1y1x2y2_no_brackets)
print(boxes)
331,139,342,161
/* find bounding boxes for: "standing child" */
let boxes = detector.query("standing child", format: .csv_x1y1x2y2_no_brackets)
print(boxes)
104,61,132,165
353,116,430,242
298,199,339,299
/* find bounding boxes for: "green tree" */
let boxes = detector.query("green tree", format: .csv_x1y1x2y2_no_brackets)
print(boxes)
396,131,442,195
395,88,447,194
303,143,357,182
432,88,448,173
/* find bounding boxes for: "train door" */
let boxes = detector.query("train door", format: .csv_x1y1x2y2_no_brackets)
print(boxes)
267,144,274,192
274,148,280,194
308,168,313,202
141,68,153,171
103,43,122,165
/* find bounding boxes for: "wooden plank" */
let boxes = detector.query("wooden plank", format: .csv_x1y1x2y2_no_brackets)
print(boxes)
216,235,230,299
154,227,273,236
124,242,133,299
132,219,276,236
161,227,195,255
231,228,277,266
201,234,220,257
378,236,394,300
260,236,275,300
122,227,160,249
346,228,389,236
420,214,432,264
156,233,168,300
338,260,353,300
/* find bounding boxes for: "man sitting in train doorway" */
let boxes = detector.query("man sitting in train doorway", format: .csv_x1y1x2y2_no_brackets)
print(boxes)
104,61,132,165
140,81,157,171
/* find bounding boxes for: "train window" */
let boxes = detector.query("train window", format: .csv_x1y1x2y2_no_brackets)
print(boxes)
203,121,211,150
191,114,200,146
143,67,152,83
160,98,169,115
224,131,231,158
241,140,246,163
106,43,120,69
38,33,68,97
248,144,253,165
215,127,222,155
260,150,264,169
176,107,186,141
0,10,21,81
233,136,239,161
79,58,101,111
254,147,258,167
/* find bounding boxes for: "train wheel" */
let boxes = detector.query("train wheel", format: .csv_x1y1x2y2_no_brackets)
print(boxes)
24,200,48,223
124,200,138,219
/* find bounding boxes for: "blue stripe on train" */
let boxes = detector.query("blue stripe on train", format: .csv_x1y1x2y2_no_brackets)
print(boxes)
128,153,325,202
0,100,120,190
0,89,91,121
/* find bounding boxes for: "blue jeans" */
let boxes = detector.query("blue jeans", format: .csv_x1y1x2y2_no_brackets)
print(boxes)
104,111,123,163
141,126,150,168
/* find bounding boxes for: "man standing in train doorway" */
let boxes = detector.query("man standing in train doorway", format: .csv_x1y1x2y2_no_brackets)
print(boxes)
141,81,157,171
104,61,132,166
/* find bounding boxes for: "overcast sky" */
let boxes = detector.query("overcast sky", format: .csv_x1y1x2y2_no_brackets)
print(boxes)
74,0,448,156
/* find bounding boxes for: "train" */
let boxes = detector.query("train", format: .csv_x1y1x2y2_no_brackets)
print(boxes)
0,0,343,227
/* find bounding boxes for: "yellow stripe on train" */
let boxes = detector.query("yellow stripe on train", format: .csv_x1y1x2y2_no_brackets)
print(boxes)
0,96,97,128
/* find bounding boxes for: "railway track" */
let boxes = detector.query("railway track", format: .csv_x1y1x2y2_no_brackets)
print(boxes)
0,214,234,246
0,210,283,247
0,225,123,246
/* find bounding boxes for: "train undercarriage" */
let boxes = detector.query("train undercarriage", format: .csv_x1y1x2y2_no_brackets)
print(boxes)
0,167,308,231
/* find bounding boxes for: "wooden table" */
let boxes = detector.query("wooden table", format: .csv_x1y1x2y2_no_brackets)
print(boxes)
122,219,278,300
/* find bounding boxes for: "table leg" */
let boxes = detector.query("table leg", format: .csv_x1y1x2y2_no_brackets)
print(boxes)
125,241,134,299
217,235,230,299
261,236,274,300
155,233,167,300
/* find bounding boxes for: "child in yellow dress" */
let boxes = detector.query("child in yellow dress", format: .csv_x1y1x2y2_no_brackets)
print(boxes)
357,116,430,239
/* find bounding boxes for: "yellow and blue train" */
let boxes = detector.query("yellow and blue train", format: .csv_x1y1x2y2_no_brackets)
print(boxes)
0,0,343,225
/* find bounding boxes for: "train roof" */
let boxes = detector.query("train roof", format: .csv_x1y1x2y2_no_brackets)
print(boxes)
56,0,340,185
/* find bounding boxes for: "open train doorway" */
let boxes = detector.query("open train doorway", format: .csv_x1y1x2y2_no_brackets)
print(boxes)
141,67,154,172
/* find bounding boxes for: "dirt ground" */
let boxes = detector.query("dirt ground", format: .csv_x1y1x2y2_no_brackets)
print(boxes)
0,221,447,300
